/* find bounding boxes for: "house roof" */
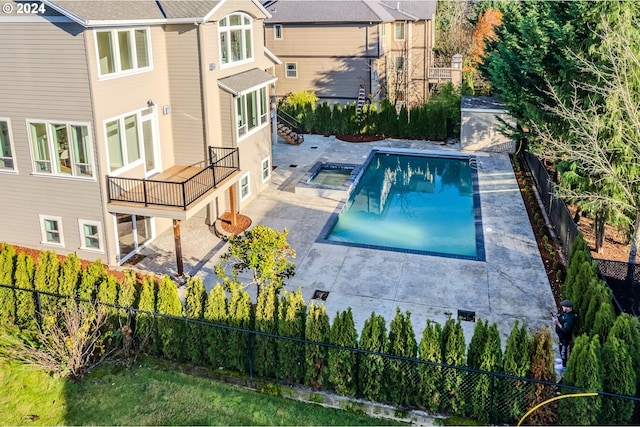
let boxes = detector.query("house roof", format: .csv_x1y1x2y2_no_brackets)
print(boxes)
42,0,268,27
263,0,436,24
218,68,277,95
461,96,508,113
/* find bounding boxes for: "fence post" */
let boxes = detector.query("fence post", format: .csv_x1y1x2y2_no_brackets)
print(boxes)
34,289,43,329
247,330,254,379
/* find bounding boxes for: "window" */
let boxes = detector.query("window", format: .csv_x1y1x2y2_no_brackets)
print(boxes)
394,22,405,40
239,173,250,201
274,24,283,39
28,121,93,177
105,110,147,172
285,62,297,78
40,215,64,246
261,157,271,182
219,13,253,67
79,220,103,252
381,23,386,45
236,85,270,138
0,119,16,171
96,28,151,77
395,56,404,71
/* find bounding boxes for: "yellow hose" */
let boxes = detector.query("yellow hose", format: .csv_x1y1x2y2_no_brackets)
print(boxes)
517,392,598,426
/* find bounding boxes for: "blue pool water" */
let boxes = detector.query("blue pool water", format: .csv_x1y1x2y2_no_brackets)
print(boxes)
323,151,484,260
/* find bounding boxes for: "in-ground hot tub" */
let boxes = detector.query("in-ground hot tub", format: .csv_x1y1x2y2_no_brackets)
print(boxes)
295,162,361,199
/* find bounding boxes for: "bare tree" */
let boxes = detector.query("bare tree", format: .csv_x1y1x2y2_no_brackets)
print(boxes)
531,16,640,263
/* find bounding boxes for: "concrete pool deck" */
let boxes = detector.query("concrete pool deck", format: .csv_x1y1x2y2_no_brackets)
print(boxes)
130,134,556,345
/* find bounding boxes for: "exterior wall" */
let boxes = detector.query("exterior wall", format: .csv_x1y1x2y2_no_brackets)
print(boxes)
265,23,378,103
0,20,107,262
460,110,517,153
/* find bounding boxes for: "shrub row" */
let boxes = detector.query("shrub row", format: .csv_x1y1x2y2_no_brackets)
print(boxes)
279,84,461,140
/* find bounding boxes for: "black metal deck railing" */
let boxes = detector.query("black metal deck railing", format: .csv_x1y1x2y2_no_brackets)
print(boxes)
107,147,239,210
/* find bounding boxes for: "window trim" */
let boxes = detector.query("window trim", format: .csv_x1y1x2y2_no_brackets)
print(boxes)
274,24,283,40
26,119,95,179
0,118,17,173
239,172,251,202
95,27,153,79
78,219,104,253
104,108,149,174
394,22,406,41
39,214,64,247
261,157,271,183
285,62,297,78
218,12,254,69
380,23,386,46
236,84,271,140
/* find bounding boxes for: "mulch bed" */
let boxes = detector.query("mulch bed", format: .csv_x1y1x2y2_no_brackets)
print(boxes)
335,134,385,143
218,212,252,235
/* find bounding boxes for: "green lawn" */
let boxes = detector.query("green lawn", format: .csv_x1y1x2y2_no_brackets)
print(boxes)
1,358,403,426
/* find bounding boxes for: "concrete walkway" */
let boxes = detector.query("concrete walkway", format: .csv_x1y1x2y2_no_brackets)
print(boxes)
130,134,556,345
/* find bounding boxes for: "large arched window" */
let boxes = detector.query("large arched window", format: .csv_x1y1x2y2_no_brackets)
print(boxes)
219,13,253,66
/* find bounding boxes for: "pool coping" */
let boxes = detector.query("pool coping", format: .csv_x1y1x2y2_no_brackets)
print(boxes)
315,147,486,261
294,161,362,199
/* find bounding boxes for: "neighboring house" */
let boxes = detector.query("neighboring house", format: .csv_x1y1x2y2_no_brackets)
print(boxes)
262,0,462,108
0,0,280,274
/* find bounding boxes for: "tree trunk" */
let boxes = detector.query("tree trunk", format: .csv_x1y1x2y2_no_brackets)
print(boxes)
595,211,605,254
627,218,640,265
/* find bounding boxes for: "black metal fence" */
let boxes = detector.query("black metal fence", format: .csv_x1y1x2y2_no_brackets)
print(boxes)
522,151,640,315
3,283,640,425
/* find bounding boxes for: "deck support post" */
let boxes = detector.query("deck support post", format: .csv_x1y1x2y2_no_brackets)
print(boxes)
173,219,184,276
229,185,238,226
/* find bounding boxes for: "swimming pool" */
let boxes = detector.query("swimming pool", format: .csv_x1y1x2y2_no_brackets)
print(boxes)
320,149,485,260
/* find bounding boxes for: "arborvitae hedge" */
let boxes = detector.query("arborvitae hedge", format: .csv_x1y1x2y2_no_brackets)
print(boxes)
417,319,443,412
465,319,489,417
156,275,184,360
0,244,16,324
440,316,466,414
184,277,207,364
386,308,417,407
57,253,81,297
501,320,531,425
204,283,228,368
527,327,556,426
600,336,635,425
226,281,252,373
78,260,106,301
276,288,306,384
253,283,278,378
118,270,138,330
328,308,358,397
358,312,387,402
33,250,60,317
591,301,616,345
136,275,159,354
608,314,640,392
471,323,502,424
304,302,330,391
559,334,602,425
13,252,36,331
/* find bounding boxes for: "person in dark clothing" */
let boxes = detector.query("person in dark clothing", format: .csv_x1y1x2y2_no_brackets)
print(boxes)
553,299,578,372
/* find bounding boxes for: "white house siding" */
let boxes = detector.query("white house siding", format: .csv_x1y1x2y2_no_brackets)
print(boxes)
0,21,108,262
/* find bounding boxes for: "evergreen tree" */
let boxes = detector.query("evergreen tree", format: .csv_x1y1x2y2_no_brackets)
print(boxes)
156,275,184,360
136,275,159,354
386,308,417,406
398,105,409,138
328,308,358,397
0,244,16,324
417,319,443,413
33,250,60,318
13,252,36,331
378,98,398,137
470,322,502,424
527,327,556,426
608,313,640,392
253,282,279,378
226,281,252,373
97,274,119,329
580,282,611,336
117,270,138,330
276,288,306,384
464,319,489,417
57,253,81,297
184,276,207,364
358,312,387,402
304,302,330,391
501,320,531,425
591,301,615,345
432,102,448,140
558,334,602,425
78,259,106,301
331,103,343,134
599,336,635,425
203,283,229,368
440,316,466,415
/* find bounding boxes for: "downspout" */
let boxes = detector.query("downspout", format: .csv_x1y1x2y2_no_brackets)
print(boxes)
196,22,214,225
423,19,427,102
366,24,370,98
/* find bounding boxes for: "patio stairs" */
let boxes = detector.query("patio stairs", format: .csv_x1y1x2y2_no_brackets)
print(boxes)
276,109,304,145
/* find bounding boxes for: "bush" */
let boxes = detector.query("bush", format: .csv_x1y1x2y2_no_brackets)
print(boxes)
184,277,207,364
203,283,228,368
358,312,387,402
226,281,253,373
385,308,417,406
0,244,16,324
440,316,466,415
304,302,330,391
14,252,36,331
253,283,279,378
328,308,358,396
276,288,306,384
136,276,159,354
156,276,184,360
